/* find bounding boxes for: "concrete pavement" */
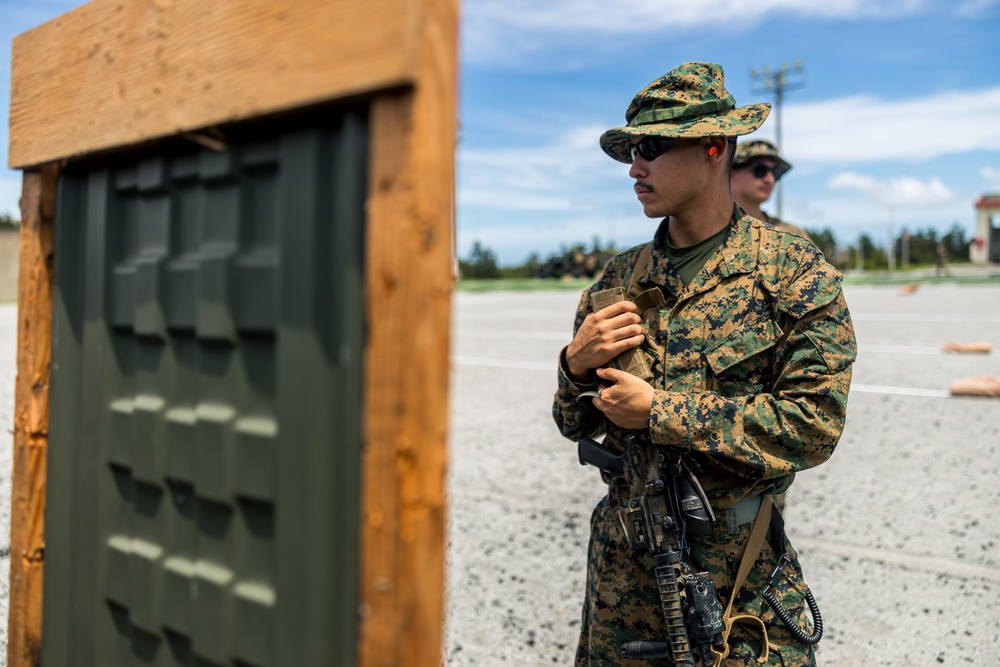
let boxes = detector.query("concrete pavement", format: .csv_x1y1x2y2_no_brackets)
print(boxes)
0,283,997,665
446,284,1000,666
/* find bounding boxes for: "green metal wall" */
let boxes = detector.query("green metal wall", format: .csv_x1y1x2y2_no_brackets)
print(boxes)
44,106,368,666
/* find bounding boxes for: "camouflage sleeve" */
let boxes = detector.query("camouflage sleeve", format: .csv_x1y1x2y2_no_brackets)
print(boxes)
552,289,606,442
648,267,857,484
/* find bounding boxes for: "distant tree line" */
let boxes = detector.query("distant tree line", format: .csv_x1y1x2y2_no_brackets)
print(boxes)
459,237,620,280
810,222,970,272
0,214,20,230
460,223,972,279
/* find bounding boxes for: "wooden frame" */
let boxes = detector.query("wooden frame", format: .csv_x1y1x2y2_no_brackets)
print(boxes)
7,1,457,665
8,165,59,667
8,0,431,170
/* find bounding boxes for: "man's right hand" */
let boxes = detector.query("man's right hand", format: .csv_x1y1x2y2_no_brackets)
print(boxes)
565,301,644,383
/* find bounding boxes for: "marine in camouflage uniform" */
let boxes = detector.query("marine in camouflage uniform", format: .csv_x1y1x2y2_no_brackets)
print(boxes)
731,140,811,241
552,63,857,666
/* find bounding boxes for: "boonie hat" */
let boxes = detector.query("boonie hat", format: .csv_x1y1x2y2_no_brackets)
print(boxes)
600,62,770,163
734,140,792,177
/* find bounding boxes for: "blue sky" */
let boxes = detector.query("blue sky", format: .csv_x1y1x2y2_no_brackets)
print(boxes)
4,1,1000,265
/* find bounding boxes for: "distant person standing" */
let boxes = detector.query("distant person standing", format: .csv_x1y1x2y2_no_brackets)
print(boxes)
936,240,951,276
731,140,810,240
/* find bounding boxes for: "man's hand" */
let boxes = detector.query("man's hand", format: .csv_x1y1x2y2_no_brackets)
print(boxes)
565,301,644,382
593,367,654,430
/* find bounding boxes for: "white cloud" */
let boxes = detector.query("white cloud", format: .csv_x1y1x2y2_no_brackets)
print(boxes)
474,0,921,31
778,86,1000,164
779,184,968,257
456,83,1000,222
463,0,925,64
955,0,1000,16
458,123,625,212
827,171,958,207
778,189,974,247
980,166,1000,190
454,80,1000,262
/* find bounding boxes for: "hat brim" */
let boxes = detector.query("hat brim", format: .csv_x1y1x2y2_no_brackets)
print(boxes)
600,103,770,163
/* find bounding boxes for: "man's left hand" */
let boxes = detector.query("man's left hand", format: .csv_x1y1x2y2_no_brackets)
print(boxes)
592,367,654,430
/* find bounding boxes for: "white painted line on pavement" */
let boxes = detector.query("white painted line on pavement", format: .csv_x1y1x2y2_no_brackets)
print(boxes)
458,334,995,360
848,384,951,398
852,313,1000,323
792,535,1000,582
455,329,570,341
861,344,995,356
454,359,958,399
453,356,553,371
860,344,949,355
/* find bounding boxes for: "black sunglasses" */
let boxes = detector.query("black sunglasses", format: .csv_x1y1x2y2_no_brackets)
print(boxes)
747,161,786,181
630,136,675,163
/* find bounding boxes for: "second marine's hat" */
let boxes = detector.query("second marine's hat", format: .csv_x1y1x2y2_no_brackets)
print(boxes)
600,62,770,163
734,140,792,177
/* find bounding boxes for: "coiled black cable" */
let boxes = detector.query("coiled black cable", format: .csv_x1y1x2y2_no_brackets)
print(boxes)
763,586,823,645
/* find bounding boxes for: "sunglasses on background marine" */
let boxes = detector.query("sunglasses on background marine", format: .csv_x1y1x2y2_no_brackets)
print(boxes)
745,161,787,181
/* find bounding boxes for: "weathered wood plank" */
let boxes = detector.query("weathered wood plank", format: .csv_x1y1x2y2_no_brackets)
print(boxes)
358,0,458,663
8,164,60,667
9,0,418,168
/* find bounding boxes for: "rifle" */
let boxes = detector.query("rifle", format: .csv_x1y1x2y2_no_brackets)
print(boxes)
579,434,724,666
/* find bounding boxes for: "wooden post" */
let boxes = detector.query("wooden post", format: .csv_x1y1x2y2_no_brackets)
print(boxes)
359,1,457,664
8,163,60,667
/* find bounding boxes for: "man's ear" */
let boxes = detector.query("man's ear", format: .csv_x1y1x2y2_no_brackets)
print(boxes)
706,136,728,163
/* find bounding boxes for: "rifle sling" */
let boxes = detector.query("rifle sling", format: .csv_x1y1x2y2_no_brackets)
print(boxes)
710,495,781,666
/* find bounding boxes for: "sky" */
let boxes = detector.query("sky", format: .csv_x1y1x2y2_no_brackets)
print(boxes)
3,1,1000,265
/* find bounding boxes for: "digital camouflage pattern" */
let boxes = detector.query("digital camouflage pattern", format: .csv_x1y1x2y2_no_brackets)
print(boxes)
553,206,857,666
579,498,818,666
765,217,811,242
734,140,793,177
758,211,811,242
601,62,771,163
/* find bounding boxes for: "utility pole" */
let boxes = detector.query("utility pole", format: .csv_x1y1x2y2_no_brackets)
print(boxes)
750,62,806,220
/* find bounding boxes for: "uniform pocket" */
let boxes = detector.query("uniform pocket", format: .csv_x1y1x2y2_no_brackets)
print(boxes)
703,316,781,396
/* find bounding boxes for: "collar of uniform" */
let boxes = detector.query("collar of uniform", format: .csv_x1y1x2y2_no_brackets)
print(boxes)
639,220,684,297
718,205,758,276
635,205,757,296
677,204,757,298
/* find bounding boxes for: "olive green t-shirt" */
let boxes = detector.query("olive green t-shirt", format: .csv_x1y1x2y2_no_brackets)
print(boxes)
655,219,731,285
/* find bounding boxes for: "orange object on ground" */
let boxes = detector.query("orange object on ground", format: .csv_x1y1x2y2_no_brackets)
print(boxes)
950,375,1000,397
942,341,993,354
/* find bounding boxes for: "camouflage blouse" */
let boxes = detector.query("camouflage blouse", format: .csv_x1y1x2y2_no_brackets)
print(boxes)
553,206,857,510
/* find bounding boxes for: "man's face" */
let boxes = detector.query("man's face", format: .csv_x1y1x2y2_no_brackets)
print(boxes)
731,157,778,207
627,136,706,218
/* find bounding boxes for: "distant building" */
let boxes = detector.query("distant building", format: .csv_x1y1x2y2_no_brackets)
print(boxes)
972,193,1000,265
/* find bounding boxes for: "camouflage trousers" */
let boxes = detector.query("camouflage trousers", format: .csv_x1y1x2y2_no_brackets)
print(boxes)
576,496,817,667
